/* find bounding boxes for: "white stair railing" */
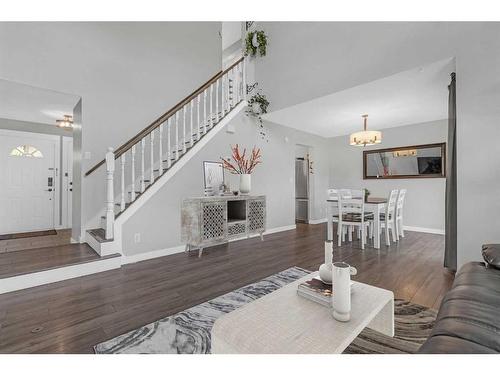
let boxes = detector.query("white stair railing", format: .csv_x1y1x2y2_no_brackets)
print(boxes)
93,58,245,238
105,147,115,240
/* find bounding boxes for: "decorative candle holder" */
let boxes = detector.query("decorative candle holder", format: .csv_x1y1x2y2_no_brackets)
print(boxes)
332,262,357,322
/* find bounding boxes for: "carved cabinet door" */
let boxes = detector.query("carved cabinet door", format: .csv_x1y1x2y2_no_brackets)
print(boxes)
247,198,266,233
200,201,227,242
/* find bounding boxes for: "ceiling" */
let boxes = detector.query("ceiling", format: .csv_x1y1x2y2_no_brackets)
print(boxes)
0,79,80,126
262,58,454,138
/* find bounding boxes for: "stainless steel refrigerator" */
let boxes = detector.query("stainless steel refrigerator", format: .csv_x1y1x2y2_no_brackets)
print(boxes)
295,158,309,223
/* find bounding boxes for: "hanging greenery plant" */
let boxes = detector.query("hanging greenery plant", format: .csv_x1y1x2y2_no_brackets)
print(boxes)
247,93,270,115
245,30,268,57
246,92,270,141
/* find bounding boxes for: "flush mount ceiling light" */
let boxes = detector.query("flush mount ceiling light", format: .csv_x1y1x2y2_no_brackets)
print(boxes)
56,114,73,129
349,114,382,147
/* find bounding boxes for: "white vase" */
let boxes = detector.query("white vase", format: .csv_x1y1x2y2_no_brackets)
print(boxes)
251,102,261,114
318,241,334,283
332,262,357,322
319,263,332,284
239,174,251,194
252,32,259,47
324,240,333,264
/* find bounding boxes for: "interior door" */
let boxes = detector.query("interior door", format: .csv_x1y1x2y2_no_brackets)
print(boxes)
0,131,58,235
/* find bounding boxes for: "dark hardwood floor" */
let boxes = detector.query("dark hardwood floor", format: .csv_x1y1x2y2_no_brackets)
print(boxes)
0,223,453,353
0,244,101,279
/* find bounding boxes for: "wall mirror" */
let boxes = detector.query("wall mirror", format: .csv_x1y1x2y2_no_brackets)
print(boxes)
363,143,446,179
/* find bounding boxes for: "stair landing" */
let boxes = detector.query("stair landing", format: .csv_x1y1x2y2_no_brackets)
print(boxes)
0,243,121,294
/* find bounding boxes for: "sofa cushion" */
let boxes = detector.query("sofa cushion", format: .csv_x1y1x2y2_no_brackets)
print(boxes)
431,298,500,352
418,261,500,353
482,244,500,270
452,262,500,290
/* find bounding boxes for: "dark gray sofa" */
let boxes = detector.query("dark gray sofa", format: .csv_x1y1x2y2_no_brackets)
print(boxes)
418,244,500,353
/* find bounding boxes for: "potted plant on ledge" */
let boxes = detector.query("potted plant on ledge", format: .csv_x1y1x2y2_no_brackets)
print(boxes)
221,144,262,194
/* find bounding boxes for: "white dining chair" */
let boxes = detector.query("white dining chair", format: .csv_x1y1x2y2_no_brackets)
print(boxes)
338,196,373,250
327,189,348,242
380,189,399,245
339,189,352,199
395,189,407,238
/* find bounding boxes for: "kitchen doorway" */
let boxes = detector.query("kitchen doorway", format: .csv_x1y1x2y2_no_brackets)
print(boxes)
295,144,312,223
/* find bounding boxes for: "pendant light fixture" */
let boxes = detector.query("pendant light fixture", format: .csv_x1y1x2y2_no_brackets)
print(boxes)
56,115,74,129
349,114,382,147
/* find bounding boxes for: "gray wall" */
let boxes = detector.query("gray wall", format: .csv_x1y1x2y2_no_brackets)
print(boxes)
0,22,223,231
255,22,500,267
72,99,83,242
121,112,331,255
329,120,447,232
0,117,72,137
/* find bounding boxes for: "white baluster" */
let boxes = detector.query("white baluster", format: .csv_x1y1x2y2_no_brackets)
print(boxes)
158,124,163,177
210,84,214,129
203,89,207,134
216,78,219,123
140,138,145,192
226,71,230,111
221,75,225,115
197,94,201,140
105,147,115,240
150,131,155,184
229,66,237,108
131,144,136,201
175,112,180,160
183,105,187,153
226,70,231,112
120,153,126,211
235,64,240,103
236,62,240,102
167,118,172,167
190,100,194,147
242,59,246,101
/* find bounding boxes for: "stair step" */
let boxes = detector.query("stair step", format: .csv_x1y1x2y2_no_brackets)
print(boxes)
87,228,114,243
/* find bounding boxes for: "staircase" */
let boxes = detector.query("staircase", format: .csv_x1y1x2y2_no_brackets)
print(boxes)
84,57,246,255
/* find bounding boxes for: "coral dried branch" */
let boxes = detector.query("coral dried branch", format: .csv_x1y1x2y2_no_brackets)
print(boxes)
221,144,262,174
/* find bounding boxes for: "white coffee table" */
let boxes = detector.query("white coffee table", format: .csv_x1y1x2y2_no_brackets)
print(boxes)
211,271,394,354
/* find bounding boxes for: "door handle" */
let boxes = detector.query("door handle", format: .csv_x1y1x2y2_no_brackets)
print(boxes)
46,188,53,192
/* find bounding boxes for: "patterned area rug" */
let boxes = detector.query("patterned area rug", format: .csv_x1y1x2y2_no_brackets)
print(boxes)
94,267,436,354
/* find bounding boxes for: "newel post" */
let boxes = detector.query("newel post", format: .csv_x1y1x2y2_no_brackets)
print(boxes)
105,147,115,240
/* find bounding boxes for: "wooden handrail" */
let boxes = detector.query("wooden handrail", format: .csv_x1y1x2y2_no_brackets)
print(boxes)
85,57,244,177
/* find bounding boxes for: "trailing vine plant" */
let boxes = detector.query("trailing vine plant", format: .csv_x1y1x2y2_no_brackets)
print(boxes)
246,92,270,141
245,30,268,57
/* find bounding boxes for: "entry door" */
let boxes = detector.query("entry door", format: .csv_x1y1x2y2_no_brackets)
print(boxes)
0,131,58,235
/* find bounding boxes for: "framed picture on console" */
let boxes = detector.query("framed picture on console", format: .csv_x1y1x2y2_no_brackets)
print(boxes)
203,161,224,193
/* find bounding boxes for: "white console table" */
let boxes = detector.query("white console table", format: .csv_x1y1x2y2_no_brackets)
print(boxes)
181,195,266,256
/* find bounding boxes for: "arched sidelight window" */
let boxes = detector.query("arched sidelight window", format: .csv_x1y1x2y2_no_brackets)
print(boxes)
9,145,44,158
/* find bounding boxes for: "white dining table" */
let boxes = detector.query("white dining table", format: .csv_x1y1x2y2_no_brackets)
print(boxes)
326,197,387,249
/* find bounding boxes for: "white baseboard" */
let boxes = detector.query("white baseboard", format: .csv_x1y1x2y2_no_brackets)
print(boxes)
264,224,296,234
308,218,327,225
403,225,445,235
122,224,297,265
122,245,185,265
0,256,122,294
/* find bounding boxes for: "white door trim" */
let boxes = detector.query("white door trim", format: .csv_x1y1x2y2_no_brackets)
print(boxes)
62,136,73,229
0,128,61,234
